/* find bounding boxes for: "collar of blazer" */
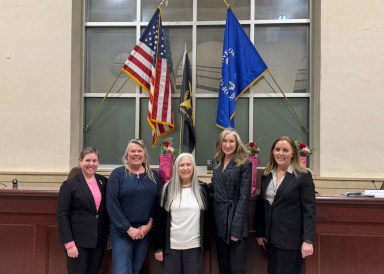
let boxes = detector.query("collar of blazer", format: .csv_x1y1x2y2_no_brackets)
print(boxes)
263,172,295,197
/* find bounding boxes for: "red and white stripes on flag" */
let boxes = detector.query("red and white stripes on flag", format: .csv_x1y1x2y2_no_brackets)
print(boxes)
121,7,174,146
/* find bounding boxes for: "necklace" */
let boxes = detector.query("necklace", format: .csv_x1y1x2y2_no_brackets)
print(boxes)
126,164,143,179
181,183,192,188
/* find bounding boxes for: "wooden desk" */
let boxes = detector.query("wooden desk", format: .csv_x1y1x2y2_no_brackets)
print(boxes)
305,196,384,274
1,184,383,274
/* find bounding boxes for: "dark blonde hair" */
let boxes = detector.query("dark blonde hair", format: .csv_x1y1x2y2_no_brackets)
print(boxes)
214,128,249,168
264,136,308,176
121,139,156,183
79,147,100,161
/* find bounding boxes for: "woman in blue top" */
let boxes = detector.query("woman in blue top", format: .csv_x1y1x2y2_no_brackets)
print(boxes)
107,139,161,274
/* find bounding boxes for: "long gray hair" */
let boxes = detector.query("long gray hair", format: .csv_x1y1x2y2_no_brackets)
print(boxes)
161,153,206,211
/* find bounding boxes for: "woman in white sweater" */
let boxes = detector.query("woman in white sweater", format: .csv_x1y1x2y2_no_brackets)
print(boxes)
154,153,211,274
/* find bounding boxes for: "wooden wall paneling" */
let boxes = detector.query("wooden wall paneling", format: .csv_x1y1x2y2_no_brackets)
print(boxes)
0,224,36,274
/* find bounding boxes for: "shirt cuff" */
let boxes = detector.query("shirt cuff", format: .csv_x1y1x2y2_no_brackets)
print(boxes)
65,241,75,249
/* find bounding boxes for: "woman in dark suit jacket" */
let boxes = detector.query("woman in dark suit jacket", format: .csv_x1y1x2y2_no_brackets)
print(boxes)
57,147,109,274
255,136,316,274
154,153,210,274
211,128,252,274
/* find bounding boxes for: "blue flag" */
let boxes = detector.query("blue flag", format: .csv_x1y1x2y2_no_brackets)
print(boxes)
216,8,268,129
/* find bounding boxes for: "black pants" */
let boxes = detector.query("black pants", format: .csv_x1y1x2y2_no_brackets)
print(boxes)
162,247,203,274
215,236,248,274
66,246,105,274
267,243,303,274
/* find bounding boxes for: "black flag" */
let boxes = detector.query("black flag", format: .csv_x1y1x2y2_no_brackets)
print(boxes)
178,50,196,153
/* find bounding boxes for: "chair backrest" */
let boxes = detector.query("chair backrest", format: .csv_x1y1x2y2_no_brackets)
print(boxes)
67,167,82,180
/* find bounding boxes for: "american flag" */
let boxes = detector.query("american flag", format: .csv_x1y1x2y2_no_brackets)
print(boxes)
122,8,174,146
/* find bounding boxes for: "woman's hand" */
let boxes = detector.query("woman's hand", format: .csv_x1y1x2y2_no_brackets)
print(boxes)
256,237,267,249
67,245,79,258
127,227,142,240
301,242,313,258
154,251,163,262
230,236,239,242
138,219,153,239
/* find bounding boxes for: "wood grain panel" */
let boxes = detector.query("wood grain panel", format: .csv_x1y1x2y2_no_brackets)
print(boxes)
0,225,36,274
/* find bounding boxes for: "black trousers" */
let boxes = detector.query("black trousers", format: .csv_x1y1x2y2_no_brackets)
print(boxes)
66,246,105,274
215,236,248,274
267,243,303,274
162,247,203,274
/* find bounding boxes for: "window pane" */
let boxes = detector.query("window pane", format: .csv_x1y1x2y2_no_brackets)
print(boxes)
253,26,309,93
84,98,136,164
252,97,309,166
142,0,193,21
85,28,137,93
195,98,249,166
196,26,249,94
197,0,250,21
196,27,223,94
255,0,309,20
87,0,136,22
163,27,192,94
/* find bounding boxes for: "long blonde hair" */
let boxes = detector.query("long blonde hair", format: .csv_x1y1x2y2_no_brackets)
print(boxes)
264,136,308,176
214,128,249,168
161,153,206,212
121,139,156,183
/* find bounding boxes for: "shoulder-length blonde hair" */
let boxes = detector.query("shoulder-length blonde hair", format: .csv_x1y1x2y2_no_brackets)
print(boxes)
161,153,206,212
214,128,249,168
121,139,156,183
264,136,308,176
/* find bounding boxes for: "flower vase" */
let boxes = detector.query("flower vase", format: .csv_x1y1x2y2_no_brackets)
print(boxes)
300,156,307,167
249,156,260,195
159,154,173,185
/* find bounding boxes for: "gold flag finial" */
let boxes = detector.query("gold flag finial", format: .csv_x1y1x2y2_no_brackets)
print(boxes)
223,0,230,9
158,0,168,8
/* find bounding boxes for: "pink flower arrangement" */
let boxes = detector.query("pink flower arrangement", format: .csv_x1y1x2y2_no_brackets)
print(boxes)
160,137,179,157
246,141,261,156
295,140,312,157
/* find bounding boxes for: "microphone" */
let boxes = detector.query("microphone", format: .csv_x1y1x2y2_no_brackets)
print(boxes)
12,179,18,190
371,180,378,190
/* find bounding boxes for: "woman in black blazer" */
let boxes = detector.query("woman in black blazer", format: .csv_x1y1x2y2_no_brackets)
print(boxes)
154,153,210,274
57,147,109,274
211,128,252,274
255,136,316,274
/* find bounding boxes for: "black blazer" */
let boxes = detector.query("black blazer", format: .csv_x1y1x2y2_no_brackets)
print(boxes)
211,160,252,244
57,173,109,248
255,171,316,250
153,183,211,253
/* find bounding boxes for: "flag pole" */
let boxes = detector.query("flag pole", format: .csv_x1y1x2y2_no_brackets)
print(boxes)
223,0,230,9
179,119,183,152
267,70,308,132
84,70,123,132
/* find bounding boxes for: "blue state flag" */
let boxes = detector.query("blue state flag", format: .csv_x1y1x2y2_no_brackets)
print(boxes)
216,8,268,129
